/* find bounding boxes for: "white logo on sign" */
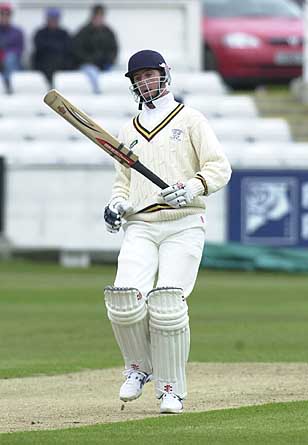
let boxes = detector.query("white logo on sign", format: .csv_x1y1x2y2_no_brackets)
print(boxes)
245,182,291,234
301,214,308,240
301,183,308,209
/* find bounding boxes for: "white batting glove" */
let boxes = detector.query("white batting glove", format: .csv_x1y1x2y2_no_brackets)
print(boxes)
159,179,204,208
104,197,133,233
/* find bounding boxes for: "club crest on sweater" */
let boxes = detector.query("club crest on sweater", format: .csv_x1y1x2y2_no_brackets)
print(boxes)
170,129,184,142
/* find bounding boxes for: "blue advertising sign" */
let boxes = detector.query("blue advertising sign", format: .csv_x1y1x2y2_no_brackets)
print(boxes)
228,170,308,247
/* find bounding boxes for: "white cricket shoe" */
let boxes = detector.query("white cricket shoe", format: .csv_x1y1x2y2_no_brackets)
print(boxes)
119,369,151,402
160,393,183,414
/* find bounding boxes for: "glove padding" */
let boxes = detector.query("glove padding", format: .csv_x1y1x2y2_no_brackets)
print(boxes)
159,181,195,208
104,198,133,233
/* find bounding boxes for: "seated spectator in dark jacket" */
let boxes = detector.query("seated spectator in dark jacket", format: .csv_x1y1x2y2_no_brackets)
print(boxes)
32,7,72,88
0,2,24,94
72,4,118,94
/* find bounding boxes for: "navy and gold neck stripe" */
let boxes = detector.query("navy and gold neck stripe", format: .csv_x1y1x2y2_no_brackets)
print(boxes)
133,103,185,141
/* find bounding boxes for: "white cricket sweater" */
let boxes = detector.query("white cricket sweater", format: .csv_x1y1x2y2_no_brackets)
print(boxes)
111,93,232,222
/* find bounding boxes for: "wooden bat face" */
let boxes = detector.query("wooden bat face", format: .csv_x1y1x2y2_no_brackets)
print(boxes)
43,89,138,168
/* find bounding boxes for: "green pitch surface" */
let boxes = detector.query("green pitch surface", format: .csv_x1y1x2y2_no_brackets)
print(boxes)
0,260,307,443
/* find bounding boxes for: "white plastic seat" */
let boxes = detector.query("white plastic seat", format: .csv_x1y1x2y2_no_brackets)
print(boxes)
0,119,26,141
221,143,248,166
91,116,128,136
278,142,308,167
0,93,135,119
172,71,227,96
60,141,113,165
0,143,10,158
209,118,292,143
223,142,308,168
0,118,83,141
0,114,127,142
184,95,258,119
54,71,131,96
54,71,94,95
0,141,114,165
239,143,285,167
0,141,43,163
55,70,227,97
99,72,130,95
0,95,49,118
10,71,49,94
64,94,136,118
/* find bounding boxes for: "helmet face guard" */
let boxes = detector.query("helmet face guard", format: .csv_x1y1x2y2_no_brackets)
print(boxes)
129,70,170,104
125,50,171,104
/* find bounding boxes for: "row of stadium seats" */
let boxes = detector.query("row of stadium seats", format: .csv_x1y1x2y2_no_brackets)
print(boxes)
0,94,258,119
1,141,308,167
0,70,227,96
0,117,291,143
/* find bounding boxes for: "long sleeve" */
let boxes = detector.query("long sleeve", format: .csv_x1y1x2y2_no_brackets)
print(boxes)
111,162,131,201
190,114,232,196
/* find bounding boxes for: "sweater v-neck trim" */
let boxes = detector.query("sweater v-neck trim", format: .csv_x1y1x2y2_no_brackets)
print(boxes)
133,103,185,142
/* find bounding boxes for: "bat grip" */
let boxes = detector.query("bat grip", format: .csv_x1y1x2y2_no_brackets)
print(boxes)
132,161,169,189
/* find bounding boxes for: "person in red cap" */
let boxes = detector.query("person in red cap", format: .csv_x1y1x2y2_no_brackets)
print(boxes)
0,2,24,93
103,49,232,414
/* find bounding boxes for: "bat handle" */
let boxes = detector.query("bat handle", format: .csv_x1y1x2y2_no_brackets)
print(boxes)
132,161,169,189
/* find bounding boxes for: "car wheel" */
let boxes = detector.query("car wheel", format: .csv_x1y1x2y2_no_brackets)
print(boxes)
203,44,217,71
224,78,259,90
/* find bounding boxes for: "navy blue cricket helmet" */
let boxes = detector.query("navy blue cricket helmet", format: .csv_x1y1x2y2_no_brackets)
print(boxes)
125,49,170,82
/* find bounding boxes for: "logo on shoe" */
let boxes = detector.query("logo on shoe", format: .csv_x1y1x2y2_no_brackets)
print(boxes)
164,384,173,393
130,363,140,370
137,292,142,301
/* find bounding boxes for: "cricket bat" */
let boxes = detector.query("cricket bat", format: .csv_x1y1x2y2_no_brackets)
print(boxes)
43,89,169,189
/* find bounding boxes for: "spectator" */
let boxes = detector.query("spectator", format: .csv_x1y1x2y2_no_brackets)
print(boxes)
0,2,24,94
72,4,118,94
32,7,72,88
292,0,305,6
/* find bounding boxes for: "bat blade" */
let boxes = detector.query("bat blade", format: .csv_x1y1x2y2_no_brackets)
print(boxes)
43,89,169,189
43,89,138,167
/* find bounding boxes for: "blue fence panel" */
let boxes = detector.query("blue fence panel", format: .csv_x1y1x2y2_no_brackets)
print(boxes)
228,170,308,247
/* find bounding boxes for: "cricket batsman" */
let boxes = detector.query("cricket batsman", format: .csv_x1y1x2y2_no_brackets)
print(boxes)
104,49,232,414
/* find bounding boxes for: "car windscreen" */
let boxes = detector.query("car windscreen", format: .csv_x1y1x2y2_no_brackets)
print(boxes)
202,0,301,18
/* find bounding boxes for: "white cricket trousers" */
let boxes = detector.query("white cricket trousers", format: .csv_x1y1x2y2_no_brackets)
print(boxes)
114,213,206,297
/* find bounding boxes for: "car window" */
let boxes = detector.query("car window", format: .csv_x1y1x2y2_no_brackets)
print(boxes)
202,0,301,18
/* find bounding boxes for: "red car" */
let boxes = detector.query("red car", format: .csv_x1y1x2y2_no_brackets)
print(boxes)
202,0,304,87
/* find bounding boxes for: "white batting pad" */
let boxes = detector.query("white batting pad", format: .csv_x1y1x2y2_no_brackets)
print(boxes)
104,286,152,374
147,287,190,399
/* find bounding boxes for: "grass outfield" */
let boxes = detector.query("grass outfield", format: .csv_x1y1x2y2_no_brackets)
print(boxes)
0,260,308,378
0,260,308,443
1,402,308,445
